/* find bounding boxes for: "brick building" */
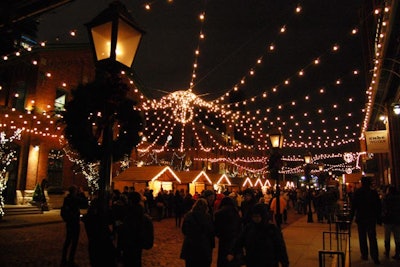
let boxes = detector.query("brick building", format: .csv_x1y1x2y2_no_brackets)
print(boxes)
0,44,96,204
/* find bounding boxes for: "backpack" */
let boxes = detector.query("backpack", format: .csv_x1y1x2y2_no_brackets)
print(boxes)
141,214,154,250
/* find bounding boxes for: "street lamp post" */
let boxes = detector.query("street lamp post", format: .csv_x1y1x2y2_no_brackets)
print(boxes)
304,152,313,223
268,128,283,229
85,0,144,211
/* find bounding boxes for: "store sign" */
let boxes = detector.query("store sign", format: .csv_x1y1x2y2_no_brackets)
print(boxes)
365,130,389,153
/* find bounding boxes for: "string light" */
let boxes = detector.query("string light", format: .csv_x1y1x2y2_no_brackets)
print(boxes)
0,2,375,181
0,129,22,216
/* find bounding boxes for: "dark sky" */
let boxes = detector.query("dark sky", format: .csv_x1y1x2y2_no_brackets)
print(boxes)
36,0,369,158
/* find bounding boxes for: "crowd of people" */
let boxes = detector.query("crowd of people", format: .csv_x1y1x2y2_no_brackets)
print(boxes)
61,185,295,267
179,188,289,267
60,177,400,267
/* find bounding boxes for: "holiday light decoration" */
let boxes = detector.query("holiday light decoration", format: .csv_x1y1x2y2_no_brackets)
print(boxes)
361,1,392,136
0,2,386,182
0,129,21,217
62,141,100,194
216,174,231,185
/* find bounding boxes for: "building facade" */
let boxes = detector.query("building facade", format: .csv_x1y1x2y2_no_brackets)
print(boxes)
0,44,95,204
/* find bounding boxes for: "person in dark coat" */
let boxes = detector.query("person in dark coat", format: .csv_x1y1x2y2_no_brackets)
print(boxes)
83,192,117,267
120,191,146,267
229,203,289,267
350,177,382,265
214,196,242,267
173,190,185,227
61,185,82,267
180,198,215,267
202,190,216,220
155,192,166,221
183,192,195,214
382,185,400,260
240,188,257,227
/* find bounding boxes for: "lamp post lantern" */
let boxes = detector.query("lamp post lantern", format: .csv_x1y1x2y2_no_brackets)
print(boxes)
85,0,144,211
304,152,313,223
86,0,144,71
268,128,283,228
393,104,400,115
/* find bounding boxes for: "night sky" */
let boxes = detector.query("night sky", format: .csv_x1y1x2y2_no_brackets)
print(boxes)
36,0,370,161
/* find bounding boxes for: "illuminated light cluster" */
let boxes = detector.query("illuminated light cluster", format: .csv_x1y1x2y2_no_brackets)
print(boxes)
1,110,63,139
145,90,219,124
62,140,99,193
0,129,22,216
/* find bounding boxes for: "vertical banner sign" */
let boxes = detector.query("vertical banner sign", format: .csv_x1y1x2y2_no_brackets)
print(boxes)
365,130,389,153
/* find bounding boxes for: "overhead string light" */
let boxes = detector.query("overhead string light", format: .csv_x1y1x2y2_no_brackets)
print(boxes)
208,22,365,149
213,4,303,104
189,4,208,89
123,3,369,166
218,33,357,111
361,2,392,137
134,2,366,153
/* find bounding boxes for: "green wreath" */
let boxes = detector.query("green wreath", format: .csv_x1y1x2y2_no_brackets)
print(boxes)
61,75,143,162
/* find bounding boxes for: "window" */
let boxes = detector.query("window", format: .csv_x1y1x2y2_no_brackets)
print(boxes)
47,149,64,188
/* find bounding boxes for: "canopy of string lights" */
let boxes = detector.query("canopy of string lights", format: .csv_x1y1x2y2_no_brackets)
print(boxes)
12,0,389,174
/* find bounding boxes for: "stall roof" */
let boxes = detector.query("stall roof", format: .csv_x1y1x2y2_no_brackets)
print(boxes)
176,170,213,184
113,166,181,183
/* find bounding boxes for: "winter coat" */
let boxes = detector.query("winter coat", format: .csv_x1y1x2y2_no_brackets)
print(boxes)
382,192,400,225
180,210,214,262
351,186,382,224
234,222,289,267
214,204,242,267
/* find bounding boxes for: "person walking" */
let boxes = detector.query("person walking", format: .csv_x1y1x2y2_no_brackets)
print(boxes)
350,177,382,265
228,203,289,267
214,196,242,267
180,198,215,267
155,191,166,221
60,185,82,267
382,185,400,260
173,190,185,227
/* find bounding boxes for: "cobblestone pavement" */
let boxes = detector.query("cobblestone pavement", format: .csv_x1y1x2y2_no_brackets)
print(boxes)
0,208,303,267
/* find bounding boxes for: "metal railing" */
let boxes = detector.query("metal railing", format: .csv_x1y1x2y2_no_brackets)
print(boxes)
318,202,352,267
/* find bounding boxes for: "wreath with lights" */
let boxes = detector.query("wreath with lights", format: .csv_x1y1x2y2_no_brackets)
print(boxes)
61,74,143,163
